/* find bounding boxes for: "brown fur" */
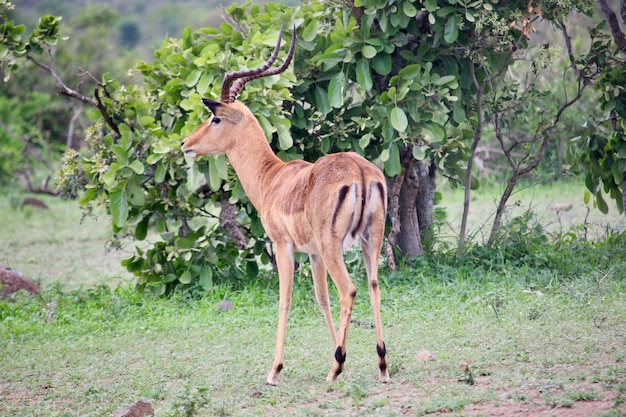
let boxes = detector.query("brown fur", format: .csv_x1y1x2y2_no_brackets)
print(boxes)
182,100,389,384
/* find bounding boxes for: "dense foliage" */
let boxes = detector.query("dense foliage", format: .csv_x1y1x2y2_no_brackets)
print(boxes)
2,0,625,293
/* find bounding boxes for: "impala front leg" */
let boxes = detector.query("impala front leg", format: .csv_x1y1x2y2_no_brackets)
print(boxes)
267,242,295,385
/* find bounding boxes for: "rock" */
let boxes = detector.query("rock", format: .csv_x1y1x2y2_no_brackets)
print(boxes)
0,266,40,298
417,349,436,362
217,299,234,311
113,400,154,417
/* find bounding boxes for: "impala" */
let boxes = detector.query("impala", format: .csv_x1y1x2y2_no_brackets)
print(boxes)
181,27,389,385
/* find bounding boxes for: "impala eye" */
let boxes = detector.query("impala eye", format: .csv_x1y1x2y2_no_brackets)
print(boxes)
212,117,221,124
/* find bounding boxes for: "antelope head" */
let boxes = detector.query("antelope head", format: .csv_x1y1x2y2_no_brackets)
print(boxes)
181,27,296,158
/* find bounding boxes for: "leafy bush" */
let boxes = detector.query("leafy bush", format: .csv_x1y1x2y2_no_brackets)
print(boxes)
54,0,467,294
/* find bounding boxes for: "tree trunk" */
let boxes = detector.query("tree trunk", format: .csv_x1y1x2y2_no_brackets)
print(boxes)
623,170,626,220
386,147,432,266
397,158,423,257
416,159,436,246
487,172,519,247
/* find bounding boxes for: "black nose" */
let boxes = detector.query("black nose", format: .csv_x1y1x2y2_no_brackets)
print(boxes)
181,140,186,146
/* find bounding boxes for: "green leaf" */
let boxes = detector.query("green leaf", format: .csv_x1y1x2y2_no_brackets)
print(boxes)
399,64,421,79
185,70,202,87
434,75,456,86
135,215,150,241
179,270,192,284
208,158,223,191
444,15,459,44
275,118,293,150
315,86,331,114
199,268,213,290
372,53,392,75
359,133,372,150
328,72,346,109
126,180,146,206
155,162,166,183
425,0,438,12
109,189,128,228
302,20,318,42
390,107,408,132
596,192,609,214
403,1,418,17
362,45,377,59
412,146,426,160
148,283,166,296
384,142,402,177
356,58,373,90
102,168,118,188
128,160,144,174
196,73,213,95
423,123,446,143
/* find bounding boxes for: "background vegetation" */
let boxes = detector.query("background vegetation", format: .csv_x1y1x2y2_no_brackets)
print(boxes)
0,1,625,415
4,0,626,292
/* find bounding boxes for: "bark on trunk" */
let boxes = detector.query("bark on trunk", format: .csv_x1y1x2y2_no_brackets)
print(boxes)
416,159,436,245
397,160,423,257
385,148,434,266
487,172,519,247
623,170,626,220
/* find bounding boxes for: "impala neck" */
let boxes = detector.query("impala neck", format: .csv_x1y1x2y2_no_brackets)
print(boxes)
225,123,281,210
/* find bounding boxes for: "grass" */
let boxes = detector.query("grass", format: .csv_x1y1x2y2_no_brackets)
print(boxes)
440,179,626,242
2,275,624,416
0,191,132,288
1,181,626,416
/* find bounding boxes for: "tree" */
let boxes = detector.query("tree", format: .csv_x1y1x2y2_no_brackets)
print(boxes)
4,0,625,294
0,1,137,190
568,0,626,218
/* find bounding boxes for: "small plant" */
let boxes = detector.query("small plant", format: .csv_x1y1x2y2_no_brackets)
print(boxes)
165,386,210,417
484,289,506,318
345,382,368,406
458,360,475,385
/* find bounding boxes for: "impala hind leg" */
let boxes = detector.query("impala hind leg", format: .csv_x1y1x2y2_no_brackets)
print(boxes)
361,237,389,382
267,242,295,385
321,248,357,382
310,254,337,349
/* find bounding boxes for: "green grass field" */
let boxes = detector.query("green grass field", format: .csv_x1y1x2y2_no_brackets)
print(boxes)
1,181,625,416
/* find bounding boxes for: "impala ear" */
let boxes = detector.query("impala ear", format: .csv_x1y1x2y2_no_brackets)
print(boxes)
202,98,243,124
202,98,221,114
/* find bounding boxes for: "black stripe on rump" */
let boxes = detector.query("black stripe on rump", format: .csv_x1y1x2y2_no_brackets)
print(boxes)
352,167,367,238
331,185,351,230
375,181,386,209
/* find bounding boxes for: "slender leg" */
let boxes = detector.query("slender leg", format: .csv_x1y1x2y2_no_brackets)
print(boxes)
310,254,337,348
361,238,389,382
321,246,356,382
267,242,295,385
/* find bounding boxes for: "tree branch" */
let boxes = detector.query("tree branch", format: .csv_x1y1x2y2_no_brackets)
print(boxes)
556,19,581,78
597,0,626,53
219,192,248,250
26,55,121,137
26,55,98,107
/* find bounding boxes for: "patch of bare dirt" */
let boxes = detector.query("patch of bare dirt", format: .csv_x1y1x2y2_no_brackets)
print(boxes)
464,397,619,417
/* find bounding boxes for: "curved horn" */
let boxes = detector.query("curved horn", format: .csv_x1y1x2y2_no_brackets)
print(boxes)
220,26,286,103
221,26,297,103
228,27,297,103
